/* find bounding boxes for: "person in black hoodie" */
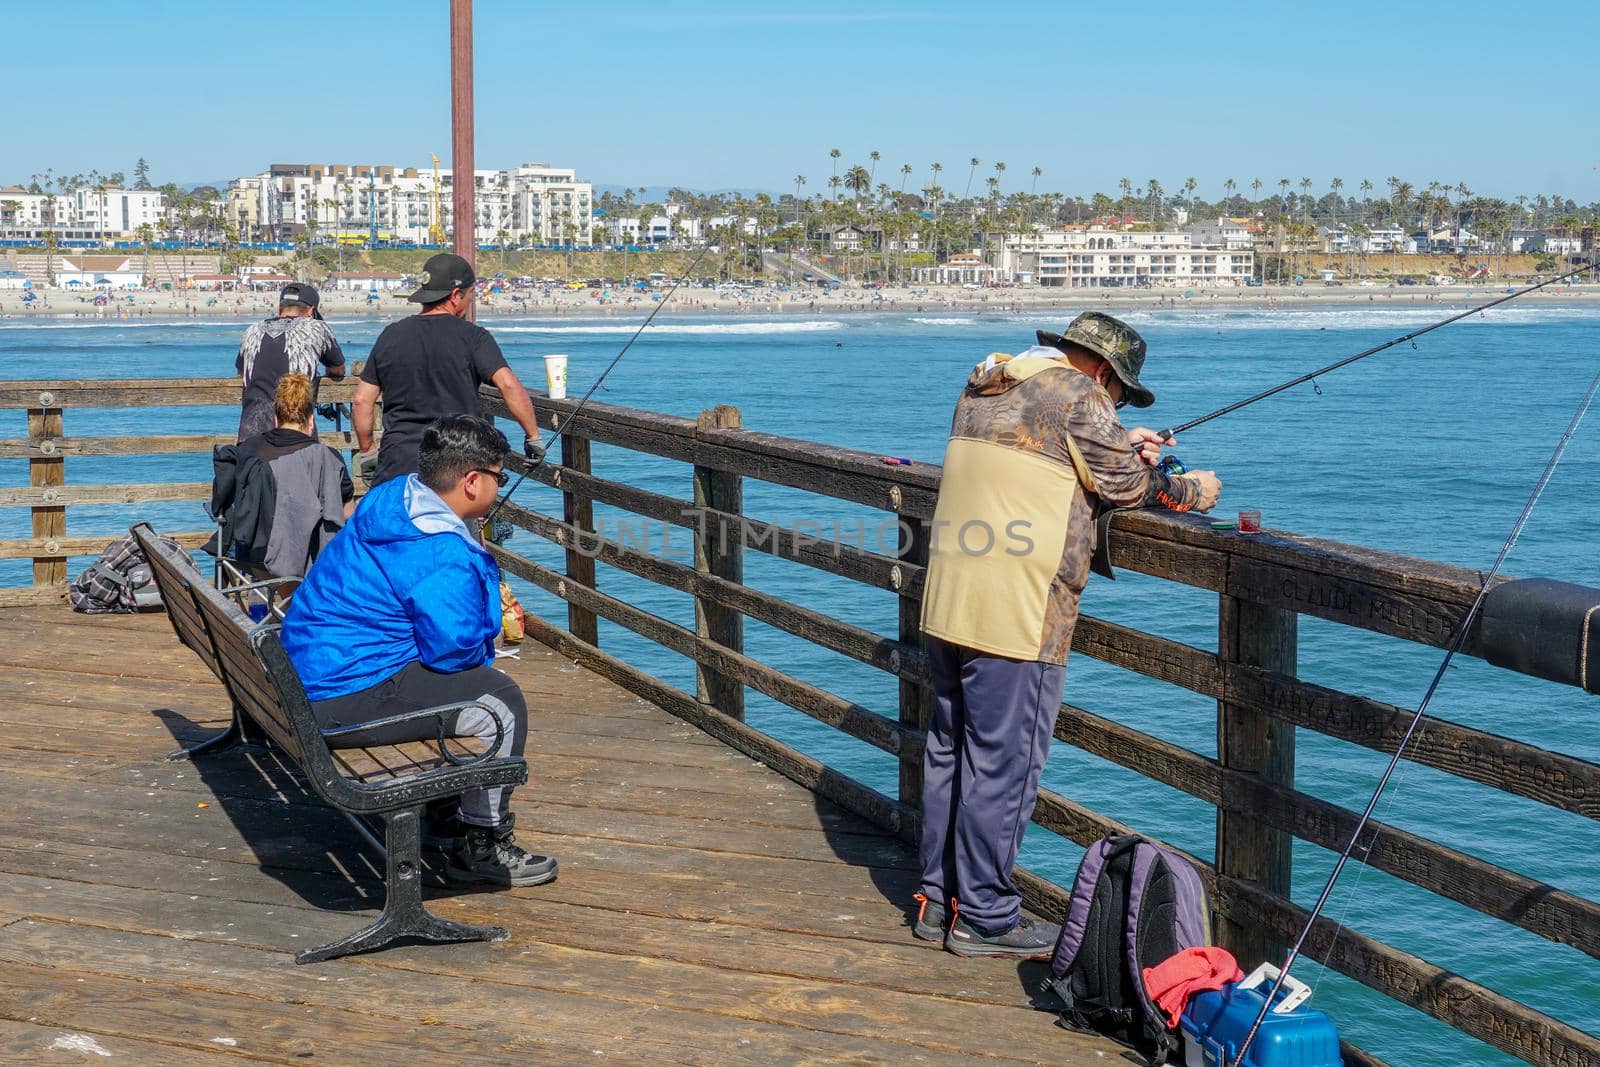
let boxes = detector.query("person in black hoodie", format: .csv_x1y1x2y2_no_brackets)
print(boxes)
213,373,354,580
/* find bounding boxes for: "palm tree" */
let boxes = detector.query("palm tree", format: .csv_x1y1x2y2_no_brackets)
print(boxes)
992,161,1006,196
1299,177,1313,223
1031,166,1043,196
868,150,880,185
1223,178,1237,214
899,163,913,194
844,165,871,204
134,222,155,286
496,228,511,272
1118,178,1134,219
829,149,842,199
1146,179,1163,226
1250,178,1263,212
792,175,806,225
929,162,943,213
1183,176,1198,217
965,158,980,200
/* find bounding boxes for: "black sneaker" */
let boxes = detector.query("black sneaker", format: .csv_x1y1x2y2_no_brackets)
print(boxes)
444,814,558,887
945,914,1060,959
421,799,464,852
912,893,949,943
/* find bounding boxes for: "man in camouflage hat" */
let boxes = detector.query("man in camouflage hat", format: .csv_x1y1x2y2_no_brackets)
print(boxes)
911,311,1220,959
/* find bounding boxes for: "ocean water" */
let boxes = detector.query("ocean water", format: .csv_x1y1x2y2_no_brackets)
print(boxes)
2,303,1597,1065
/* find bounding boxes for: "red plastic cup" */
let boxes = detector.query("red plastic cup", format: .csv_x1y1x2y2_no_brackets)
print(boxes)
1238,509,1262,533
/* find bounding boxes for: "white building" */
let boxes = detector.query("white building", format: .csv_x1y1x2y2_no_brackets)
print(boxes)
227,161,592,246
63,188,165,238
0,186,166,240
1183,217,1254,251
913,251,1000,286
998,227,1254,288
1526,232,1583,255
328,271,409,291
52,256,144,288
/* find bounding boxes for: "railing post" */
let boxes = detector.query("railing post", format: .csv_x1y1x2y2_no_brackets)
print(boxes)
1216,592,1297,966
693,405,744,721
897,515,932,810
560,431,598,645
28,406,65,594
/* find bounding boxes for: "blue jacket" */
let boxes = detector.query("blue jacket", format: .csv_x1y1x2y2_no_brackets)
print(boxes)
281,474,501,701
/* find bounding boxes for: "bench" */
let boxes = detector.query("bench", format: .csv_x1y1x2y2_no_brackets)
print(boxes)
131,521,530,964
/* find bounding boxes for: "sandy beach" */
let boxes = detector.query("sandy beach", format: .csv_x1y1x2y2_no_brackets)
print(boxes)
2,280,1596,322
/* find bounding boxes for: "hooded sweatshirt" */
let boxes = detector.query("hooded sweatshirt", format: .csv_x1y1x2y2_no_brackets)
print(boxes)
920,347,1202,665
280,473,501,700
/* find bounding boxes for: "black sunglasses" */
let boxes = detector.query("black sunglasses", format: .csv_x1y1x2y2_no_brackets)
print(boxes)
474,468,509,488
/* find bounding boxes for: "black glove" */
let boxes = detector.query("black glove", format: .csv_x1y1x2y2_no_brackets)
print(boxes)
524,436,546,464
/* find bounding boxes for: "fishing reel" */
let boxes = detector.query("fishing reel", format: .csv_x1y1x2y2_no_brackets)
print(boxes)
1157,455,1188,478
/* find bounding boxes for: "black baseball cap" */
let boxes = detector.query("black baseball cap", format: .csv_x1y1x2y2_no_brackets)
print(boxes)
409,253,476,303
279,281,323,320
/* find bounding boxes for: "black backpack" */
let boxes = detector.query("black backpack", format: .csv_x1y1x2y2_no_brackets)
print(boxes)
1043,833,1211,1065
68,532,186,614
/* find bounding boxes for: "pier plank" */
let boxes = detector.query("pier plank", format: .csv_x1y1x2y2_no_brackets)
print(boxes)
0,602,1123,1065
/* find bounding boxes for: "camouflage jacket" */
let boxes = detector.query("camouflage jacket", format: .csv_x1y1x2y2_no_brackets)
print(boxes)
920,348,1204,665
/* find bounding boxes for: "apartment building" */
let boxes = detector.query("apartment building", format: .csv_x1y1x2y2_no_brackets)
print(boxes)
0,186,165,240
227,161,592,245
999,227,1255,287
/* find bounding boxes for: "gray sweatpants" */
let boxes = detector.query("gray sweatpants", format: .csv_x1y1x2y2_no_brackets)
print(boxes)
917,635,1064,935
310,662,528,827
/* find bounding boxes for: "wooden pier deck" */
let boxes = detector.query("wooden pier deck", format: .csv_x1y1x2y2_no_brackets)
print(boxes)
0,605,1117,1065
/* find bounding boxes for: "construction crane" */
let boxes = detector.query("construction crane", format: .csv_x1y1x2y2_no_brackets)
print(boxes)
428,154,446,246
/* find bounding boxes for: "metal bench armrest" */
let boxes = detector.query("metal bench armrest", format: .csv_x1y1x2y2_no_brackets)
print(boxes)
319,699,507,767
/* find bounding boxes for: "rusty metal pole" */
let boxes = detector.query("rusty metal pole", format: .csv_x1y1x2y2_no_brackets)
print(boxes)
450,0,476,320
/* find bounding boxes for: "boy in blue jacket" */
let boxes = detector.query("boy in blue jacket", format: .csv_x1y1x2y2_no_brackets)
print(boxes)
281,415,553,887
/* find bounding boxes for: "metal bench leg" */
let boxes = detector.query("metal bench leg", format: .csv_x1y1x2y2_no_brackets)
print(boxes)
166,705,269,762
295,806,508,965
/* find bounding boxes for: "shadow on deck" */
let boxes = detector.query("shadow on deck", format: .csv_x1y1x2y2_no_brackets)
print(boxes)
0,606,1127,1065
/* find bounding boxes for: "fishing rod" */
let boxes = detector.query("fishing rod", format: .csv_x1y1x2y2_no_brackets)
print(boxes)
484,244,712,529
1156,262,1596,444
1227,354,1600,1067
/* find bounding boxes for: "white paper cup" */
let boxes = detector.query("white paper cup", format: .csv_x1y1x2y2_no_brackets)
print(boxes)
544,353,569,400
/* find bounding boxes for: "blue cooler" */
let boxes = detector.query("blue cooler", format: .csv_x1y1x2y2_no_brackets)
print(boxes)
1180,963,1342,1067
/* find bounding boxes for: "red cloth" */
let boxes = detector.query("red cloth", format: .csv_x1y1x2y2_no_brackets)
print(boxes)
1142,946,1244,1028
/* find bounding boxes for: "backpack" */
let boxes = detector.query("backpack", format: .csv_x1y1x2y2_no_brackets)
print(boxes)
1044,833,1211,1065
68,533,187,614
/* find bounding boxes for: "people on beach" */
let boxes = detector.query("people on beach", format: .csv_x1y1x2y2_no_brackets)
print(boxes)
912,312,1220,958
211,373,354,581
280,414,553,887
352,253,542,486
234,282,345,443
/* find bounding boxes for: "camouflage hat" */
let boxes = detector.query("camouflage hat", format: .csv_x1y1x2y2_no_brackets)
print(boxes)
1037,311,1154,408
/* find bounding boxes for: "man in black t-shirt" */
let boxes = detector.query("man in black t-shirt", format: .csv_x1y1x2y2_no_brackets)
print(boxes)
235,282,345,442
353,253,542,486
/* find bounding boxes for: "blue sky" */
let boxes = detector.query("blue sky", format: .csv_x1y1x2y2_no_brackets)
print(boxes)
6,0,1597,202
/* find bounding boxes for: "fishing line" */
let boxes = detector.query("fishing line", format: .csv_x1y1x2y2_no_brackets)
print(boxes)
1157,263,1596,442
484,244,712,527
1228,355,1600,1067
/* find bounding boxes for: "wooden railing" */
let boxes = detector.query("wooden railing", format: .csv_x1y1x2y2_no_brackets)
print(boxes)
2,378,1597,1066
481,390,1598,1067
0,378,369,606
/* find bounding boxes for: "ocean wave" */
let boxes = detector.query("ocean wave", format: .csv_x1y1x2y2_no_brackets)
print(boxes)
494,320,843,335
908,317,982,326
1110,303,1598,332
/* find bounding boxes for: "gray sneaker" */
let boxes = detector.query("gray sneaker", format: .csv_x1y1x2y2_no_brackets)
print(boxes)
912,893,949,943
945,914,1060,959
